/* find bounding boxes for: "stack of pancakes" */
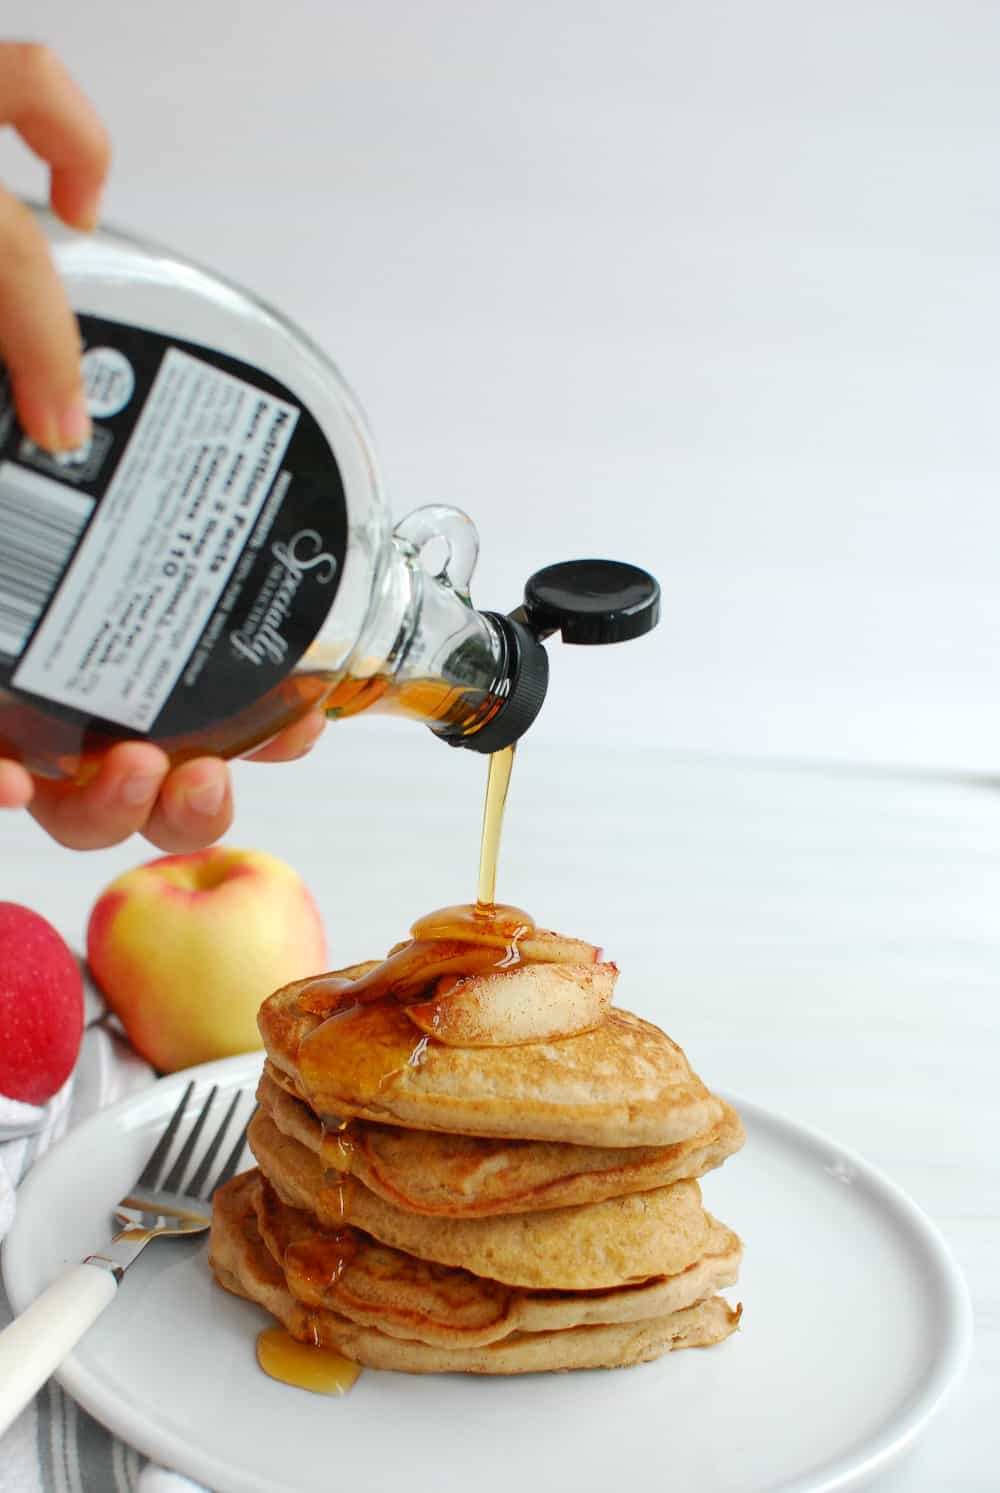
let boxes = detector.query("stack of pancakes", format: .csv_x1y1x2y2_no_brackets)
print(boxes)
211,929,744,1375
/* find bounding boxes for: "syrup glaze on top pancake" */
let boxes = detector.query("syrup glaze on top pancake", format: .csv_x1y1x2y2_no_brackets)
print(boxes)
258,974,723,1148
257,1068,745,1218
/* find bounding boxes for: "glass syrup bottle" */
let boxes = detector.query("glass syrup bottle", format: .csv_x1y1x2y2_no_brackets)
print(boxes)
0,207,658,782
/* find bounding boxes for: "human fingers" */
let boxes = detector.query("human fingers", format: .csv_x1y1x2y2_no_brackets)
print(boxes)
0,44,110,449
0,758,34,809
242,708,326,764
140,758,234,853
1,43,110,229
0,188,89,450
26,741,169,850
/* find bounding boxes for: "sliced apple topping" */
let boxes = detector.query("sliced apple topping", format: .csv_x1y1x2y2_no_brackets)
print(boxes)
516,929,603,965
405,961,618,1047
295,908,607,1024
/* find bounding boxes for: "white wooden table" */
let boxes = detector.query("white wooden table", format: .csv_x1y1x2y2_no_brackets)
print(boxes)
1,732,995,1490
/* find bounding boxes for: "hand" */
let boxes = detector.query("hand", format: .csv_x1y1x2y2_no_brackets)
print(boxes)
0,710,327,851
0,43,328,850
0,42,107,450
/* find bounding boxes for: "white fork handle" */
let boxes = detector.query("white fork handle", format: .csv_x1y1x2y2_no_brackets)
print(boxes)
0,1263,117,1434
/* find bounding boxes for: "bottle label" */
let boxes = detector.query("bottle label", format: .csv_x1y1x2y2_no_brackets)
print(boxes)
0,315,348,739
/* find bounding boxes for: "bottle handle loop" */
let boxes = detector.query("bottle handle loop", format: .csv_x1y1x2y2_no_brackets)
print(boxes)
392,505,479,600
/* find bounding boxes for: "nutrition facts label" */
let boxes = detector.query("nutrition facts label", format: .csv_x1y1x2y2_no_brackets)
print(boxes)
13,347,299,732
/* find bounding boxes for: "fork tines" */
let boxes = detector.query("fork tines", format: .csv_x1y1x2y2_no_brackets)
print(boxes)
138,1083,254,1201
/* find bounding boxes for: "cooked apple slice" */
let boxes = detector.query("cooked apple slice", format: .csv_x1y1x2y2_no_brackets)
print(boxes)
516,929,602,965
297,928,605,1021
405,961,618,1047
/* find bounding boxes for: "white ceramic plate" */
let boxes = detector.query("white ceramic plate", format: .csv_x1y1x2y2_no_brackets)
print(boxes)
2,1053,971,1493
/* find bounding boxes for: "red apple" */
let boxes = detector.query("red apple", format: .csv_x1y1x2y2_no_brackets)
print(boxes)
0,903,84,1105
86,847,327,1072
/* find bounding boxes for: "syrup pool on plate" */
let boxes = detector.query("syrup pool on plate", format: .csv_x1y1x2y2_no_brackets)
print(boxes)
256,1327,361,1396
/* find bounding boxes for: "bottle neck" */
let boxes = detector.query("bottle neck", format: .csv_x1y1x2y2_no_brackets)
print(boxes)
324,517,509,739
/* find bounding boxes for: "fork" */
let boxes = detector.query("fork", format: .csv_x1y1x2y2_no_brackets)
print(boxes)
0,1080,252,1435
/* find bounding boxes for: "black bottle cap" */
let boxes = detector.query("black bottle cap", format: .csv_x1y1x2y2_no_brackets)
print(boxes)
435,613,549,755
521,559,661,645
437,559,659,753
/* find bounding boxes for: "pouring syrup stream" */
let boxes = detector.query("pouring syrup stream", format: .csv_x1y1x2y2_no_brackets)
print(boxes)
476,743,516,910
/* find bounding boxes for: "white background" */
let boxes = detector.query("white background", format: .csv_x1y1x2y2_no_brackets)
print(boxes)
3,1,999,771
0,9,997,1486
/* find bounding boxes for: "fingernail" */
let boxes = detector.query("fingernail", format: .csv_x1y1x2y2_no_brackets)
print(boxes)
56,393,91,451
184,776,227,817
120,772,163,806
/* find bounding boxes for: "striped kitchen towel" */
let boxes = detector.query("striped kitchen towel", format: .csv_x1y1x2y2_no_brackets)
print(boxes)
0,964,208,1493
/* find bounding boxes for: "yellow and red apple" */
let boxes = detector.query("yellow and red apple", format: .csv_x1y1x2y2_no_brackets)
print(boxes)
86,847,326,1072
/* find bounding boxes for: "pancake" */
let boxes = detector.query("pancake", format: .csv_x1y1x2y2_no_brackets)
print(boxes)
249,1110,712,1290
252,1169,742,1348
257,1067,745,1217
211,1173,742,1374
258,978,723,1147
